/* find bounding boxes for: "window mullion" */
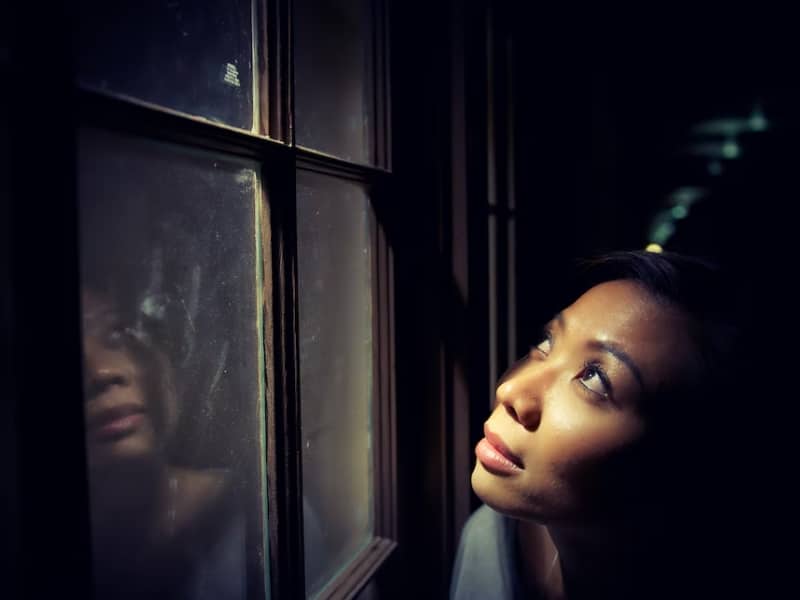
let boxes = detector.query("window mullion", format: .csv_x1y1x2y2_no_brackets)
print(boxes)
266,155,307,600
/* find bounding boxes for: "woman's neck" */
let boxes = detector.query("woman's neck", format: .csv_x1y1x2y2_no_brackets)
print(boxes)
89,459,168,548
517,514,666,600
516,520,563,599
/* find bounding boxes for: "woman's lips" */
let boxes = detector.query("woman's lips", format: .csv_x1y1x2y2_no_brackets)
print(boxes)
86,404,146,442
475,425,524,475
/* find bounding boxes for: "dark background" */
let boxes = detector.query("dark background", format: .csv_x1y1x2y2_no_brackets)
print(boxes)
508,13,797,339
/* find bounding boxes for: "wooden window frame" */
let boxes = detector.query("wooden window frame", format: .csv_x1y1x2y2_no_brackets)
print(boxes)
270,0,397,596
290,155,397,600
9,0,396,598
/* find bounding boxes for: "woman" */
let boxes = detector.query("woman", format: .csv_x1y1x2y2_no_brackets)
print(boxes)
451,250,743,600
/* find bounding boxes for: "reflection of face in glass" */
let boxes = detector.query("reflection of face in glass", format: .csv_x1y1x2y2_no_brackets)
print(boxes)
81,290,176,474
81,290,245,600
472,279,695,524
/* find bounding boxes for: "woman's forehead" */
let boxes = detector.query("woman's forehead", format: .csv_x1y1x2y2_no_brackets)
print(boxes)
562,280,693,382
81,290,124,332
564,280,683,329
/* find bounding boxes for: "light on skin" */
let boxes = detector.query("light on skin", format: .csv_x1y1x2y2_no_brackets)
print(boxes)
472,279,697,596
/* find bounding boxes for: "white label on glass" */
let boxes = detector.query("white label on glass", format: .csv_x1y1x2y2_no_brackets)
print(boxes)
223,63,241,88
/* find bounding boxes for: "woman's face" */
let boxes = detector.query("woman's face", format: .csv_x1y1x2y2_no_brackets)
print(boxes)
472,279,695,525
82,291,162,472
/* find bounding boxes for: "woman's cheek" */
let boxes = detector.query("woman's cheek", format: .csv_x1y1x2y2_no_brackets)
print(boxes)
550,421,648,515
540,405,643,479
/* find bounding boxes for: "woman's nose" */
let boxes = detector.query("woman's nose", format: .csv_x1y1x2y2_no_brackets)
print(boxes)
496,365,555,430
85,368,129,399
82,339,130,399
497,381,541,430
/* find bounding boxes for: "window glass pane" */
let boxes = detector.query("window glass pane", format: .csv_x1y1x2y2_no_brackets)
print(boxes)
78,0,255,130
78,129,269,600
296,172,374,597
294,0,374,163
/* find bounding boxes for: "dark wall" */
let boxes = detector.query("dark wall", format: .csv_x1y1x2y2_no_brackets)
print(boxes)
386,2,460,597
386,0,492,597
1,68,16,600
508,15,799,348
8,3,94,598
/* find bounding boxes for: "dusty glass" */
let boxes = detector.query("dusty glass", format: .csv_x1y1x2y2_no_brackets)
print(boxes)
78,0,255,130
78,128,268,600
294,0,374,163
296,171,374,598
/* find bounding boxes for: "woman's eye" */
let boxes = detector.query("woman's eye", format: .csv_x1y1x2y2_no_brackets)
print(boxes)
533,337,551,356
104,328,126,348
579,364,610,397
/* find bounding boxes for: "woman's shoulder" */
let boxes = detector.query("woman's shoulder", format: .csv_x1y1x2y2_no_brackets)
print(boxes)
169,467,233,532
450,505,521,600
170,467,246,600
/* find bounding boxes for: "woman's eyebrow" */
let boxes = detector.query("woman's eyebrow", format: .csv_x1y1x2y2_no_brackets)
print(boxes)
587,340,646,392
549,311,646,392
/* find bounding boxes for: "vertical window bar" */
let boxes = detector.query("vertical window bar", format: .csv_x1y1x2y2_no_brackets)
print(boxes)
373,0,391,170
265,159,306,599
262,0,293,141
371,197,398,542
252,172,272,600
505,34,517,364
252,0,262,134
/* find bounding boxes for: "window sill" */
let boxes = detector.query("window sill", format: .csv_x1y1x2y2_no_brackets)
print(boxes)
313,537,397,600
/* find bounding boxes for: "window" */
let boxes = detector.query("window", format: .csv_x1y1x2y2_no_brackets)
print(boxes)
294,0,376,163
10,0,395,598
296,172,375,596
78,0,257,131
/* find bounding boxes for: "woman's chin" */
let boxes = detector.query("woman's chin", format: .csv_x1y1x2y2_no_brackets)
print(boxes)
471,462,520,515
472,462,557,523
87,428,159,474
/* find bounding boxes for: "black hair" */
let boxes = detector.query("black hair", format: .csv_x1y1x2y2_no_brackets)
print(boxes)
573,249,746,393
573,250,749,525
